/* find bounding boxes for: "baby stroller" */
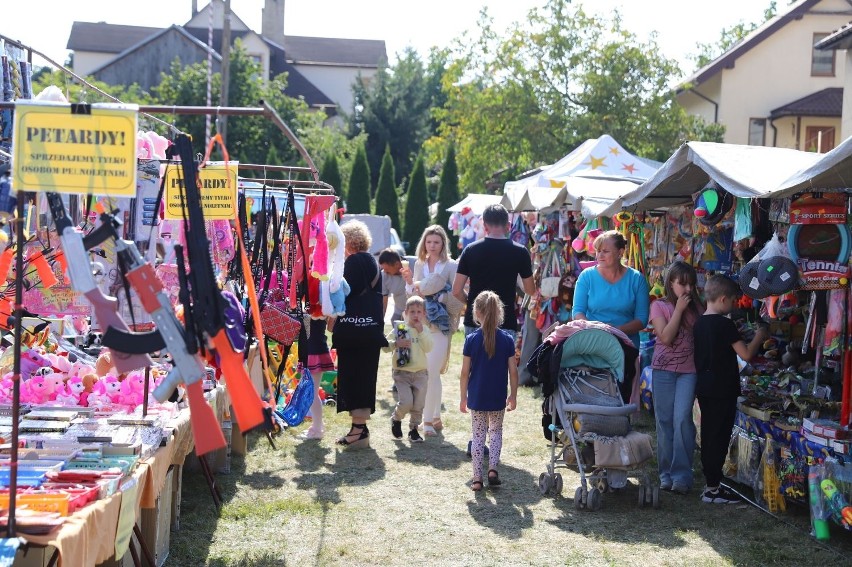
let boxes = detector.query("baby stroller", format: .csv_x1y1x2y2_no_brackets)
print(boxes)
534,322,657,511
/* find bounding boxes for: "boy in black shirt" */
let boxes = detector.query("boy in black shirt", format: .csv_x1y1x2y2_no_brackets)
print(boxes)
693,275,767,504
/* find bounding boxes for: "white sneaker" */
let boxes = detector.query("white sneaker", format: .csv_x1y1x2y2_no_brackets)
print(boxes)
423,424,437,437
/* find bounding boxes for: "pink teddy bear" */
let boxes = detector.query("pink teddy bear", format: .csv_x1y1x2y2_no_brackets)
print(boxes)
22,376,50,405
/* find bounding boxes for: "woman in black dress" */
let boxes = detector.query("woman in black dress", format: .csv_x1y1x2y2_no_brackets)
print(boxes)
329,220,387,448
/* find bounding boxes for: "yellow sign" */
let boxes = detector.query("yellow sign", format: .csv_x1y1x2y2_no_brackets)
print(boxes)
163,162,238,220
12,101,138,196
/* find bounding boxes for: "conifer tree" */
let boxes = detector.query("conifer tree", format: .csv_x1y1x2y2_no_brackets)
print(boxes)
347,144,372,214
403,154,430,246
374,145,400,232
320,154,343,198
436,141,460,253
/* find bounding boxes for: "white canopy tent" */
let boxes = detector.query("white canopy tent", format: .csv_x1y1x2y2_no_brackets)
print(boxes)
766,133,852,198
621,142,823,211
503,134,659,216
446,193,503,215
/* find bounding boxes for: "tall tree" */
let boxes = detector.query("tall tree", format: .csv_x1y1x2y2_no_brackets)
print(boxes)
320,154,343,199
403,155,430,246
374,145,400,232
436,142,460,253
431,0,723,192
350,47,432,188
347,143,372,214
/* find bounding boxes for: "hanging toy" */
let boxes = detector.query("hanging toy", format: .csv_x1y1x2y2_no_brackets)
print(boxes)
821,478,852,529
322,212,347,317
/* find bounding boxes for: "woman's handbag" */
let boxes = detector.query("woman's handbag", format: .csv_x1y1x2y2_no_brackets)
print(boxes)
539,249,564,298
332,256,386,346
260,301,302,346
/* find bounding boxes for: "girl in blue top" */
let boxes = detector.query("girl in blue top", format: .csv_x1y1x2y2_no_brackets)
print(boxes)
460,291,518,492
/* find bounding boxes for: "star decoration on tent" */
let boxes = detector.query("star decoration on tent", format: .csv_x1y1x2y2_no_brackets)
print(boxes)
609,146,621,155
622,162,637,174
584,155,607,169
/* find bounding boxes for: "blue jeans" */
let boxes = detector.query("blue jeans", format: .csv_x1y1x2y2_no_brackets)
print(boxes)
652,369,697,489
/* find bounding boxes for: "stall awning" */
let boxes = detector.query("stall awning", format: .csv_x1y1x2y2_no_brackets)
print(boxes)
446,194,503,215
766,133,852,198
621,142,823,211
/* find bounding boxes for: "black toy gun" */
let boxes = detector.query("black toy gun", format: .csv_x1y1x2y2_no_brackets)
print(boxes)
164,133,266,434
46,192,155,373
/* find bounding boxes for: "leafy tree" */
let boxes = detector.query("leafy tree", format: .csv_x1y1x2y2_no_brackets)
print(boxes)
347,143,372,214
431,0,722,191
374,145,400,232
403,154,430,246
690,1,782,70
320,154,343,198
436,141,460,253
350,47,432,188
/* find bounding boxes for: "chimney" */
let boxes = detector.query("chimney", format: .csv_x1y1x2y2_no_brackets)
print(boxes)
262,0,285,45
191,0,198,17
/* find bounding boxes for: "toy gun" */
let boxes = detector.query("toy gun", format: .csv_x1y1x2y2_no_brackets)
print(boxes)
820,478,852,530
395,322,410,367
46,192,155,373
809,464,830,540
155,133,266,434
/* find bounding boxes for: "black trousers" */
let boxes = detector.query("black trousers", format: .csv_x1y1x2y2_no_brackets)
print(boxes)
697,395,737,488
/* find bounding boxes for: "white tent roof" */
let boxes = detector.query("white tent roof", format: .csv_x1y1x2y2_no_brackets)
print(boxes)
503,134,659,215
767,134,852,198
622,142,823,211
446,193,503,215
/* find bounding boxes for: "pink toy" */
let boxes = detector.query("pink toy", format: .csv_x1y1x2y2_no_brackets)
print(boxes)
119,371,146,409
54,378,82,406
22,376,51,405
310,210,329,281
0,373,13,404
42,372,66,401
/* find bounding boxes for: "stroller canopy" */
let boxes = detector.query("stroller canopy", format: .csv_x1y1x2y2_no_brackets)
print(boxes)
559,329,625,383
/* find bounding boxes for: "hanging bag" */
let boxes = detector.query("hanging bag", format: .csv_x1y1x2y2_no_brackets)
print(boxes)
540,248,563,298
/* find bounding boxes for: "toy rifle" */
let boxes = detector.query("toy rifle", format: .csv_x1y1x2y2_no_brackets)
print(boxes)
46,192,155,373
156,133,266,434
49,192,226,454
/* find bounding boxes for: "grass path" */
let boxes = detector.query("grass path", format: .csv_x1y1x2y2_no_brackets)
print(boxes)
167,331,852,566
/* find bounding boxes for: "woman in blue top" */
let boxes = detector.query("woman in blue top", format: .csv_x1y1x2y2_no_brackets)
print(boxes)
460,291,518,492
572,230,649,401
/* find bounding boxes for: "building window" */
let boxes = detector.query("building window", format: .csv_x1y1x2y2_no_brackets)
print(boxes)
804,126,835,153
812,33,835,76
748,118,766,146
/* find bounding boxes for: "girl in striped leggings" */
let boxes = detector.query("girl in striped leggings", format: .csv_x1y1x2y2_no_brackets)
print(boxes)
459,291,518,491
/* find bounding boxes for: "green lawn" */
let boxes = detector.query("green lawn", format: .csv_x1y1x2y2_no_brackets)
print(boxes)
167,330,852,566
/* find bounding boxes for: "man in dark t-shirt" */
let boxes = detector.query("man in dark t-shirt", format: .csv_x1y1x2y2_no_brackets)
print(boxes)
452,204,535,337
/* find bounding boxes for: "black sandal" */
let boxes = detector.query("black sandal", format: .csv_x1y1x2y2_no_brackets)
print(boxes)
336,423,369,449
471,480,484,492
487,469,502,486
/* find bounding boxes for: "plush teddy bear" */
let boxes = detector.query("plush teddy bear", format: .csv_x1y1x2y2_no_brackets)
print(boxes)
21,375,50,405
322,216,347,317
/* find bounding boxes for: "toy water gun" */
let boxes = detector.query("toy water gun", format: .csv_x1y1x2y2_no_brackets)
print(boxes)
809,464,830,540
395,322,410,367
820,478,852,529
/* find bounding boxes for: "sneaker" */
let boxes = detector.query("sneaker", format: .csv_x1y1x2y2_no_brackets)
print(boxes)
660,481,673,491
423,424,437,437
391,419,403,439
408,428,424,443
671,484,690,495
701,485,740,504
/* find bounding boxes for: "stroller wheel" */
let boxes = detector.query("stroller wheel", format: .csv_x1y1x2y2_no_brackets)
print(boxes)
538,472,553,496
587,487,602,511
552,473,563,495
574,486,585,509
637,485,646,508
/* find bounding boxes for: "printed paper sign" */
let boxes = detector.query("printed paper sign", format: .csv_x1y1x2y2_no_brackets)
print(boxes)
163,162,238,220
12,101,138,196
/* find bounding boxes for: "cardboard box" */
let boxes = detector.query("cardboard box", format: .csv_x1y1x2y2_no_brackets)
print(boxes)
170,464,183,532
802,418,849,440
140,466,173,567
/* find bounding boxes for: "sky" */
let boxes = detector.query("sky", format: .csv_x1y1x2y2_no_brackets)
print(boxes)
2,0,774,75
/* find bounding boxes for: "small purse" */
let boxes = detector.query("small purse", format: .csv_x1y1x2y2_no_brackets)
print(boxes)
539,250,563,298
260,299,301,346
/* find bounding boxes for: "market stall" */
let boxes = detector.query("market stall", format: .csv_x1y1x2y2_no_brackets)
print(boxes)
619,139,852,539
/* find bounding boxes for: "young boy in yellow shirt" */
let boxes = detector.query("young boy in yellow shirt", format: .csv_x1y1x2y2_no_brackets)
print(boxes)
385,296,433,443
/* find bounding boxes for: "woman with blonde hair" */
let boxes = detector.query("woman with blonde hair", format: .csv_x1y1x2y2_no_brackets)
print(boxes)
329,220,387,448
402,224,460,436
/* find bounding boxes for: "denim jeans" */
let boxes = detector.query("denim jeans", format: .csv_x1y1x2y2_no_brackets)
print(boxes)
652,369,697,489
